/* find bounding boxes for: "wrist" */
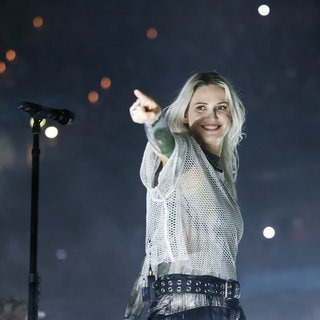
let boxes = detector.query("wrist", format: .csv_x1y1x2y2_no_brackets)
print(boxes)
146,111,162,127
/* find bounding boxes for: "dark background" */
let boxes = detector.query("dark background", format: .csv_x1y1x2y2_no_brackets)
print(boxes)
1,1,320,319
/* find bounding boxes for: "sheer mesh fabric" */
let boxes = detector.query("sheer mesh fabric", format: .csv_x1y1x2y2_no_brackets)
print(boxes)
140,134,243,281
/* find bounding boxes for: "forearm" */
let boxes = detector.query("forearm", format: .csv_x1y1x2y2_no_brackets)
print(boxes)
144,114,175,158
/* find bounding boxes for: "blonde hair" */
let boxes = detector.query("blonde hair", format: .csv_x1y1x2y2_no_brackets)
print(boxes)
165,72,246,198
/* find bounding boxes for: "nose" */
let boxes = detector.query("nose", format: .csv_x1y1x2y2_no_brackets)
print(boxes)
210,108,219,120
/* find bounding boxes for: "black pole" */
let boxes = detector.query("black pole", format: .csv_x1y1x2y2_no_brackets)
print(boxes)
28,118,42,320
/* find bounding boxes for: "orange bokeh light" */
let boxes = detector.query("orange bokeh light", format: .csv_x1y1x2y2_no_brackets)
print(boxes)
0,61,6,74
33,16,44,28
100,77,112,89
6,49,16,62
146,27,158,40
88,90,99,104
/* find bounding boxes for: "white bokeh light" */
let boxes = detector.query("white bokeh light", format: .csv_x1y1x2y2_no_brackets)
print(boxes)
56,249,67,260
258,4,270,16
45,126,58,138
263,226,276,239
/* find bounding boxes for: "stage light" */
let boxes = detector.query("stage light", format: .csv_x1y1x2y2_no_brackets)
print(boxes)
263,226,275,239
258,4,270,16
45,126,58,139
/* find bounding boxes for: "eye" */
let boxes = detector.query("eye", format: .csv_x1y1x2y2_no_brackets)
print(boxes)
196,105,206,111
216,104,228,111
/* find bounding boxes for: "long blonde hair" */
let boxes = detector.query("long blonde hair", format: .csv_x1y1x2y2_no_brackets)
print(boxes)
165,72,246,198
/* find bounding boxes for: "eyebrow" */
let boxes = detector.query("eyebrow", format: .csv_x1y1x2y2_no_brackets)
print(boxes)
193,101,229,105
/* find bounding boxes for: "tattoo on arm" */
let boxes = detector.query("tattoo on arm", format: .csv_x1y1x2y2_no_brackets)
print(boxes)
144,115,175,158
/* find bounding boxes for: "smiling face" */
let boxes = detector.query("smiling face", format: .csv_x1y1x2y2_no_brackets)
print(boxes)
183,84,232,156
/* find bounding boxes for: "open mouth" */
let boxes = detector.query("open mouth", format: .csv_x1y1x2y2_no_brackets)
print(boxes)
202,125,221,130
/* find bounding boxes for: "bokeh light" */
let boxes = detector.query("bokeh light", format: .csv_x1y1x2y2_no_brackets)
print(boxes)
263,226,276,239
258,4,270,16
88,90,99,104
5,49,16,62
45,126,59,139
33,16,44,28
0,61,6,74
100,76,112,89
146,27,158,40
56,249,68,260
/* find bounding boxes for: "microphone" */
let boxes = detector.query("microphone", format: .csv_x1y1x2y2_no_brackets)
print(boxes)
19,101,75,125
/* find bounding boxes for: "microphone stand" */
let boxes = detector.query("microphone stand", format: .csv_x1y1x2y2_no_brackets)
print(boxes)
27,118,42,320
19,102,74,320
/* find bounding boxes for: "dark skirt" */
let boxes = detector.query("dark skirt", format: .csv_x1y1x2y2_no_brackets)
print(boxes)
149,305,246,320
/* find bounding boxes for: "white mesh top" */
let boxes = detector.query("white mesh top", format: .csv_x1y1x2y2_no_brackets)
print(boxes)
140,133,243,281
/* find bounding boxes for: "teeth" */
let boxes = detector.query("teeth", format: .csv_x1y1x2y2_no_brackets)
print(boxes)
203,125,218,130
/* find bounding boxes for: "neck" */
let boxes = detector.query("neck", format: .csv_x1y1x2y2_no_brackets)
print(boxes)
201,143,222,157
201,147,222,172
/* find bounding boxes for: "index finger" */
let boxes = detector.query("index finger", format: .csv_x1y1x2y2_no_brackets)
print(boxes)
133,89,154,105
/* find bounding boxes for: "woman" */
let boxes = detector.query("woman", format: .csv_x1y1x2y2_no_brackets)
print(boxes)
124,72,246,320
